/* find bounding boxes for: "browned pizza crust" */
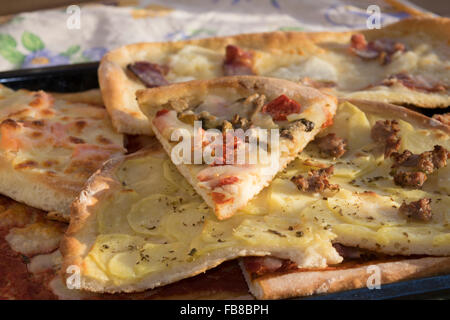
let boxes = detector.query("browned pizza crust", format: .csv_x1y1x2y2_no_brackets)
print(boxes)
99,17,450,135
240,256,450,300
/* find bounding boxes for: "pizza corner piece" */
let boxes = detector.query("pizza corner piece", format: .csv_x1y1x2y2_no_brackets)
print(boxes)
0,84,125,221
98,17,449,136
136,76,337,220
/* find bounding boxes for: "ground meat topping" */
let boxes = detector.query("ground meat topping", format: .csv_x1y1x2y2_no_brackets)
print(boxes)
371,119,401,157
127,61,169,88
399,198,432,222
291,166,339,193
393,171,428,188
350,33,406,65
314,133,347,158
392,145,448,174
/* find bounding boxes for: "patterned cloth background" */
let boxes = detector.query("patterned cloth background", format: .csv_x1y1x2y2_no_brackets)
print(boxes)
0,0,430,71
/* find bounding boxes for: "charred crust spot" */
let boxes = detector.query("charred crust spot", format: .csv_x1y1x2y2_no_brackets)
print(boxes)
96,135,113,145
281,119,315,140
74,120,87,131
43,160,58,167
30,131,43,139
280,129,293,140
1,119,20,129
29,92,54,108
298,118,315,132
46,170,57,177
68,136,85,144
31,120,45,127
14,160,38,170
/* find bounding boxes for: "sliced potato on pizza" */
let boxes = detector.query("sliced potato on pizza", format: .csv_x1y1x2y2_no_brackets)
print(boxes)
99,17,449,135
61,141,342,294
239,99,450,299
136,76,337,219
0,193,251,300
0,85,125,220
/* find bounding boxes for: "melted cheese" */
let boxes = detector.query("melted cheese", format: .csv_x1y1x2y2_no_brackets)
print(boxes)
85,153,340,286
268,57,338,82
278,102,450,255
162,36,448,95
82,101,449,286
167,45,223,81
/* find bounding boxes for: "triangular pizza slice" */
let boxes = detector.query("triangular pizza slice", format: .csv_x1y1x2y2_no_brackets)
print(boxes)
136,76,337,219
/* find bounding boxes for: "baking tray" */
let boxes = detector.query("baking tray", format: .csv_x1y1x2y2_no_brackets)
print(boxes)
0,62,449,300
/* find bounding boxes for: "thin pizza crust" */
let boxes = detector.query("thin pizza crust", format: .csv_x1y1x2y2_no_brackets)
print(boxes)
99,17,450,135
0,85,124,220
137,76,337,219
239,256,450,300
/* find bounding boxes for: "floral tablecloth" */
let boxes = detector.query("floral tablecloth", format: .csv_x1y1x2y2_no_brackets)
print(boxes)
0,0,430,71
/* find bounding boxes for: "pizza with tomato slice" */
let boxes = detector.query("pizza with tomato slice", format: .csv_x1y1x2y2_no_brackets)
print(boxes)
136,76,337,219
99,17,449,136
0,85,125,221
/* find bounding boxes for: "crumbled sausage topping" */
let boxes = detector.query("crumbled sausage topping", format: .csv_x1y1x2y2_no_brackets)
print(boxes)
314,133,347,158
399,198,432,222
371,119,401,157
291,166,339,193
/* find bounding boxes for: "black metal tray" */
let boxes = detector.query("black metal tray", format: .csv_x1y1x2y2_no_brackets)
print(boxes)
0,62,449,300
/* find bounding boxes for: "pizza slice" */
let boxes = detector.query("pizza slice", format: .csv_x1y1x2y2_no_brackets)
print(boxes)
0,85,125,221
99,17,449,135
0,192,251,300
61,139,342,294
234,98,450,299
136,76,337,219
240,255,450,300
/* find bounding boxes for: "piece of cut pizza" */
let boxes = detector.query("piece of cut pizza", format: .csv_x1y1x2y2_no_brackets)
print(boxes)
0,85,125,221
0,192,251,300
235,98,450,299
99,17,449,135
61,139,342,294
239,254,450,300
136,76,337,219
